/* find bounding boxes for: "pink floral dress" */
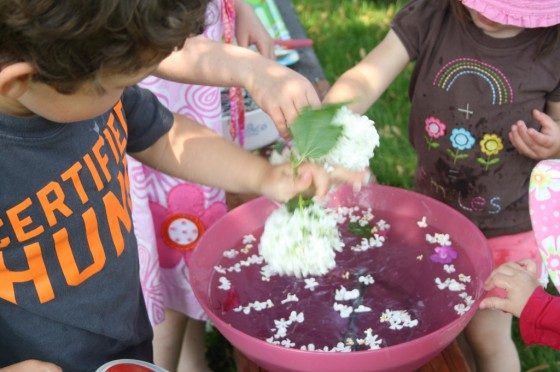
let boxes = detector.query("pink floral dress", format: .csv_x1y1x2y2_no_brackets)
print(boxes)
529,159,560,291
128,0,230,324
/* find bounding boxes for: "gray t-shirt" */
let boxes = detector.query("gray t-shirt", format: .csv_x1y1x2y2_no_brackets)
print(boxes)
0,86,173,371
392,0,560,237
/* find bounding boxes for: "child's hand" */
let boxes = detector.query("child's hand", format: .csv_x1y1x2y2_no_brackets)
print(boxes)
258,162,370,203
509,109,560,159
246,65,321,139
234,0,274,59
329,166,374,192
0,360,62,372
479,259,540,317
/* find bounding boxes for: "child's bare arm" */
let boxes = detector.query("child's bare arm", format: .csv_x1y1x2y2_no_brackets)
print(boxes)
130,114,367,202
509,101,560,159
479,260,540,317
154,36,320,137
323,29,410,114
0,360,62,372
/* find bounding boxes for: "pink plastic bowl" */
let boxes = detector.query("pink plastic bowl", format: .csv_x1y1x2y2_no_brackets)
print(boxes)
190,184,492,372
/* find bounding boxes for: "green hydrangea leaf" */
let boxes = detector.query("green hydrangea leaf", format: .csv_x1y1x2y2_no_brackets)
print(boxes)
290,103,344,161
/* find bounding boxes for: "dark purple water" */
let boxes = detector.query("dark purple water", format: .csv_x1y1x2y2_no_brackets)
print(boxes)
208,210,475,351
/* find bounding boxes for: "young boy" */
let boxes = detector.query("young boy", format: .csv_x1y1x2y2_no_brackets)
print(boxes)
0,1,367,370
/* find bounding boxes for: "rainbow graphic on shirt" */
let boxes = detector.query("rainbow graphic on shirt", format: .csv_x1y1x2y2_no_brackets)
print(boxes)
433,58,513,105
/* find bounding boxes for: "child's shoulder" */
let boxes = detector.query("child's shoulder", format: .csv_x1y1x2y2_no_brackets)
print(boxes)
392,0,450,59
394,0,448,23
393,0,450,36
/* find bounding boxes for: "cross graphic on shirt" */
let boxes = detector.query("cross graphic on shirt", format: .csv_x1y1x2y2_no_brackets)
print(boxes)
458,104,473,119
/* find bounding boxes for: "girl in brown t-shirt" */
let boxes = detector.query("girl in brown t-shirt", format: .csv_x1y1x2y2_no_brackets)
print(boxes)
325,0,560,371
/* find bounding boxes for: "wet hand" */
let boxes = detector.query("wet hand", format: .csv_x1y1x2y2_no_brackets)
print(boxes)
329,166,373,192
509,109,560,159
479,259,540,317
258,163,370,203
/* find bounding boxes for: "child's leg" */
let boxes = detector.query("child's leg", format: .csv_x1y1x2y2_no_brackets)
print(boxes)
462,230,542,372
177,319,211,372
464,308,519,372
153,309,188,371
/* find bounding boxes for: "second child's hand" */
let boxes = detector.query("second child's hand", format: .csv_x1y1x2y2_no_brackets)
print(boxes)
509,108,560,159
244,61,321,139
479,260,540,317
234,0,274,59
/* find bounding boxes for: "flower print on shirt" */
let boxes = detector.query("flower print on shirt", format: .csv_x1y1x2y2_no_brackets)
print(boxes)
477,133,503,171
529,161,560,201
447,127,475,163
150,183,227,268
540,236,560,289
424,116,446,149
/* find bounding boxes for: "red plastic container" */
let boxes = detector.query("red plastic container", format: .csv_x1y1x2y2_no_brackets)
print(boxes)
190,184,492,372
96,359,167,372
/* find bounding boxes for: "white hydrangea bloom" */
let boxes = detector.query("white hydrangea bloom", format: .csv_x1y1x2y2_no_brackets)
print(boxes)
320,106,380,171
259,202,343,277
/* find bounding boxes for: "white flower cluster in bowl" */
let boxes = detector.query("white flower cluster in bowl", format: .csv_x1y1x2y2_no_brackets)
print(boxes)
260,105,379,277
259,202,344,277
320,106,380,171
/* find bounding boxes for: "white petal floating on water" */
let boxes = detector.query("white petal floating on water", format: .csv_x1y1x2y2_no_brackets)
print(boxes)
223,249,239,259
444,264,456,273
280,293,299,304
217,277,231,291
417,216,428,228
242,234,256,244
333,302,353,318
335,285,360,301
380,309,418,330
358,274,375,285
304,277,319,291
354,305,372,313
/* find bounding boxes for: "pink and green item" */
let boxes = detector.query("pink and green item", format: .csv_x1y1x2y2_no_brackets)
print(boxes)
529,159,560,291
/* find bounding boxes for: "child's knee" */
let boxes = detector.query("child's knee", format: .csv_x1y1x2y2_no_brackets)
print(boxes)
464,311,513,352
465,326,511,353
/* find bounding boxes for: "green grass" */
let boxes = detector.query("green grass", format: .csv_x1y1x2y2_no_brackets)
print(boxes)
205,1,559,370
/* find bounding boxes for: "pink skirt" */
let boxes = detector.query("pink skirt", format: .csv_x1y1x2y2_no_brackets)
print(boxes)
129,0,228,325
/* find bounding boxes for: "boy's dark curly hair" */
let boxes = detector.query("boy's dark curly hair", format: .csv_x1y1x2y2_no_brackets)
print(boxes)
0,0,209,93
